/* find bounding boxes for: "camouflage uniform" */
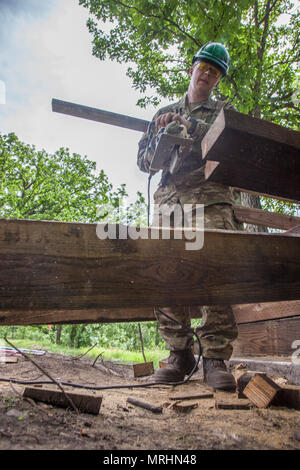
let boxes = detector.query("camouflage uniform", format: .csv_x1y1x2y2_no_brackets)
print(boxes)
137,94,243,360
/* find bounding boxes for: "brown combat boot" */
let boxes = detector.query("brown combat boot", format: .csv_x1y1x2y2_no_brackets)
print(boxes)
203,358,236,391
154,349,197,383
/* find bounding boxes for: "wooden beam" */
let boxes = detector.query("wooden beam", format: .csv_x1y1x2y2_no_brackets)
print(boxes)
0,218,300,325
233,316,300,357
232,301,300,324
233,205,300,230
52,98,149,133
201,108,300,202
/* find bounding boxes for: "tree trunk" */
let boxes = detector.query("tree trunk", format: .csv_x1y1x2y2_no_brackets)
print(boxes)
70,325,77,348
56,325,62,344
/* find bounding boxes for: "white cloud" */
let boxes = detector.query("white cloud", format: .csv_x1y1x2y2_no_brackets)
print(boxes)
0,0,164,203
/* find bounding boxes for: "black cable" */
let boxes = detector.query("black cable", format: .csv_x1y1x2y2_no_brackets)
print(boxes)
147,173,152,227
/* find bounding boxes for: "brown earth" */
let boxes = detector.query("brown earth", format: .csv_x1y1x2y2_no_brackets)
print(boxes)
0,350,299,451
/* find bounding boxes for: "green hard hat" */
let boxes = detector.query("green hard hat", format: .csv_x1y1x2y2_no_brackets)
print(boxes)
192,42,230,76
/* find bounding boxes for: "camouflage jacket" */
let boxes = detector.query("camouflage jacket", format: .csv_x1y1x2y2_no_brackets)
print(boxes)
137,93,239,207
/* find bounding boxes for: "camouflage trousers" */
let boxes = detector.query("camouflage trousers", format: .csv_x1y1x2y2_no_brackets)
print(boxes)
152,190,243,360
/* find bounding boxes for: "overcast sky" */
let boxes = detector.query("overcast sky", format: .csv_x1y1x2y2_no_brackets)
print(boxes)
0,0,166,203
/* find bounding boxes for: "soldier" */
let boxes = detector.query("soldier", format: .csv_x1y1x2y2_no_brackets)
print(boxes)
137,43,243,390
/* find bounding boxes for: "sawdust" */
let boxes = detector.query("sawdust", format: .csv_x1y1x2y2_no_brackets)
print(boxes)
0,351,299,451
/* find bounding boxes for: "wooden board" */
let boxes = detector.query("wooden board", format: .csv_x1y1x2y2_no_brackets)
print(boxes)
23,386,102,414
233,316,300,357
0,218,300,325
52,99,149,133
233,206,300,231
201,108,300,202
232,301,300,324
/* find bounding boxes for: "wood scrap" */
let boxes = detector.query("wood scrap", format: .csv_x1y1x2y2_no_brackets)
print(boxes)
127,397,162,414
235,371,266,398
133,361,154,378
171,400,198,413
215,398,252,410
159,358,168,369
169,391,213,400
0,356,18,363
23,386,102,415
243,373,281,408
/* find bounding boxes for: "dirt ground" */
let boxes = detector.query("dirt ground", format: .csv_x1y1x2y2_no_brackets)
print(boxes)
0,349,299,451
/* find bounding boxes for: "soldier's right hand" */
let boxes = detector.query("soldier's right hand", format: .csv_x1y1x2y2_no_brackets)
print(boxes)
155,112,176,129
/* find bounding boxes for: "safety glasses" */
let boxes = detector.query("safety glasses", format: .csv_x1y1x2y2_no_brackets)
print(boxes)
197,61,221,79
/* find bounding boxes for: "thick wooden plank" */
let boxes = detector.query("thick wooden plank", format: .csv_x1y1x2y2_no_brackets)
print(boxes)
23,386,102,414
201,108,300,202
0,218,300,326
233,317,300,357
233,206,300,230
232,301,300,324
52,99,149,133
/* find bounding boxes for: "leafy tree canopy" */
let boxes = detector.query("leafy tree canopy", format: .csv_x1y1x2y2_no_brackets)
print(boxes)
79,0,299,216
79,0,299,130
0,132,145,223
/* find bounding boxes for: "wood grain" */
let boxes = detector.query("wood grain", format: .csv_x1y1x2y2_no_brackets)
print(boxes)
233,316,300,356
52,99,149,133
0,218,300,325
232,301,300,324
202,108,300,202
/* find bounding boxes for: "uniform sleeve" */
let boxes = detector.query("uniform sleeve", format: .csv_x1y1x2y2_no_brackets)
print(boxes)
137,127,154,174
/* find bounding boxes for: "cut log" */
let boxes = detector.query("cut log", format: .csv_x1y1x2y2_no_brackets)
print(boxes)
201,108,300,202
233,206,300,231
23,386,102,414
243,374,281,408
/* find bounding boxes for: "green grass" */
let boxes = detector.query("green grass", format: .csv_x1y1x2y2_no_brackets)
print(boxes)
1,338,168,369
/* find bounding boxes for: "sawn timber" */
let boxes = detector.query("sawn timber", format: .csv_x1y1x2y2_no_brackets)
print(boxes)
0,218,299,326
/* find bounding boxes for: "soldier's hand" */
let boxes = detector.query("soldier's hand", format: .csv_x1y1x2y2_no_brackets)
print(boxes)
155,112,176,128
156,112,194,133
